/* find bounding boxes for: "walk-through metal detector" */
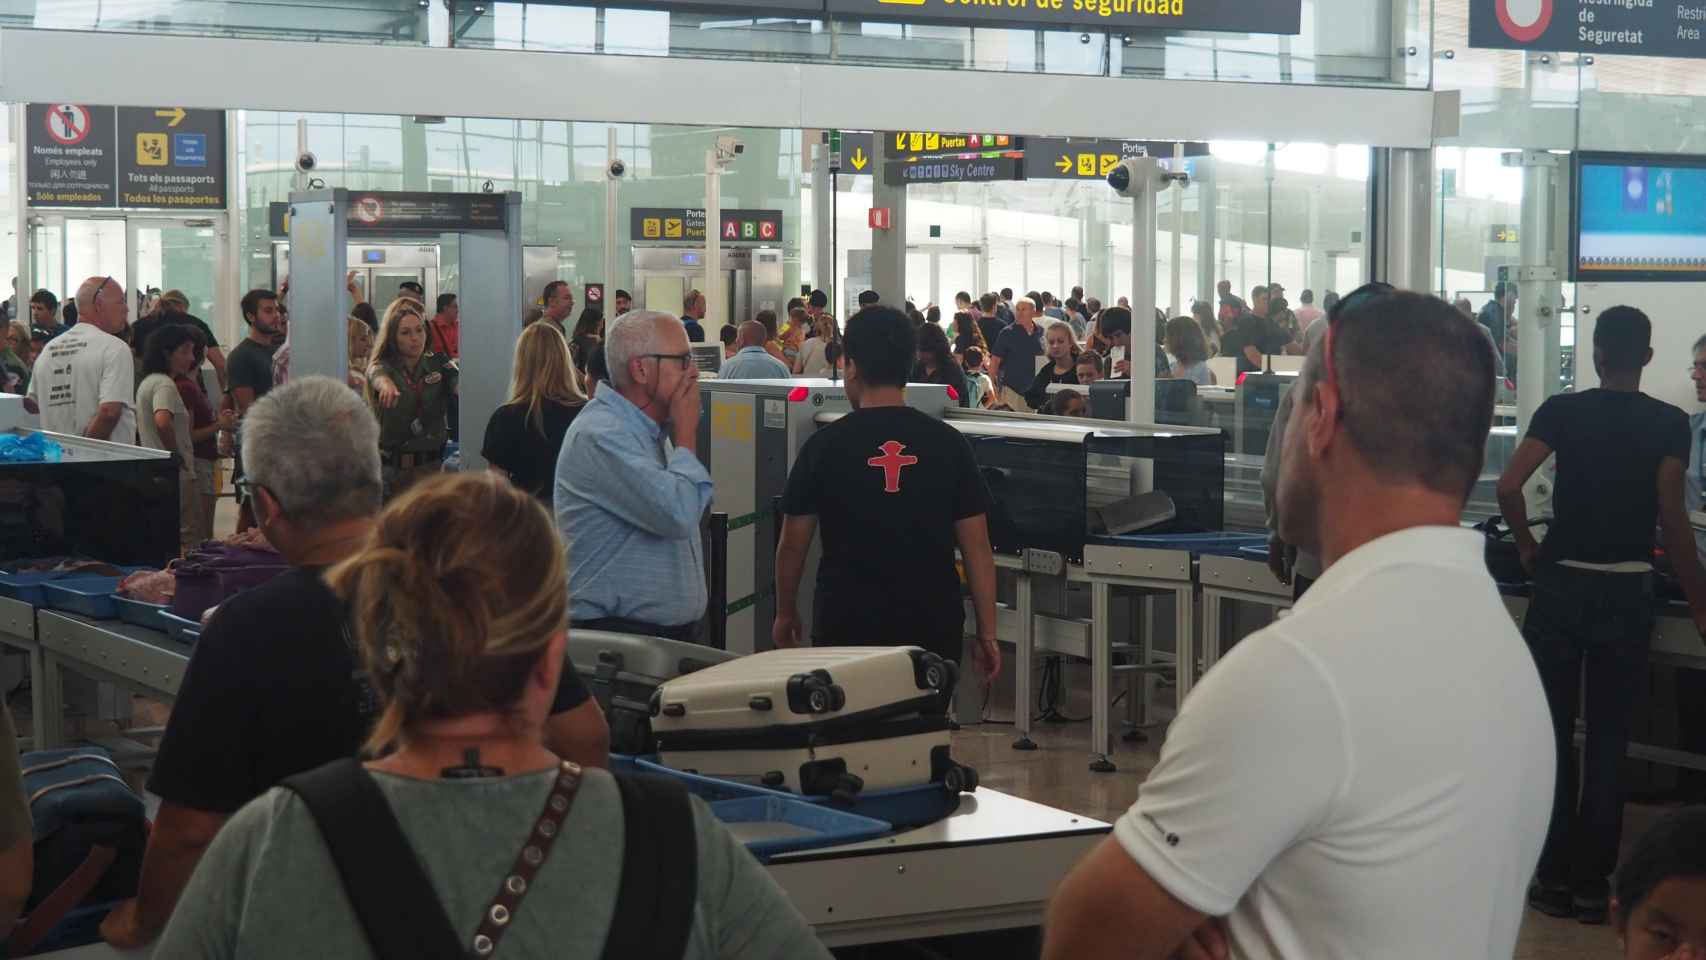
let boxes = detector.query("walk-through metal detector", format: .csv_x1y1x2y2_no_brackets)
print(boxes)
284,188,524,471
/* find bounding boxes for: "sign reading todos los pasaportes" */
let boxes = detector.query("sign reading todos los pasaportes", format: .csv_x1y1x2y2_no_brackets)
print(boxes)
1471,0,1706,59
824,0,1298,34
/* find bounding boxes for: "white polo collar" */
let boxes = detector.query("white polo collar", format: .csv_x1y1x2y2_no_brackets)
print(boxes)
1292,525,1486,616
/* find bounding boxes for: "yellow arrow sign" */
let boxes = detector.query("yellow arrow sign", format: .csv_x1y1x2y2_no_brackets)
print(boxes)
1054,156,1072,173
155,107,187,127
850,147,868,171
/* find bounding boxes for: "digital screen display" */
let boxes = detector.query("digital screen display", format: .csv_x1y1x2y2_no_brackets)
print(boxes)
1575,152,1706,282
362,249,386,264
679,253,701,266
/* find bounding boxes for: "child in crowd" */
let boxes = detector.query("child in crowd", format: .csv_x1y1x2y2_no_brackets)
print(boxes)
1615,807,1706,959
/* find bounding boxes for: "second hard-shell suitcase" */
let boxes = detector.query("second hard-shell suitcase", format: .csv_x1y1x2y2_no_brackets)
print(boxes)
651,646,978,800
566,630,739,755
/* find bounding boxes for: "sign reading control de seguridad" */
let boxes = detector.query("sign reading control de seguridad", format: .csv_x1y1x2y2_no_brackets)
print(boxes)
28,103,226,210
823,0,1299,35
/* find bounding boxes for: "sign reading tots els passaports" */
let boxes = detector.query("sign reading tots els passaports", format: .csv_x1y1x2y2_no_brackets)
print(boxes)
823,0,1298,34
1471,0,1706,60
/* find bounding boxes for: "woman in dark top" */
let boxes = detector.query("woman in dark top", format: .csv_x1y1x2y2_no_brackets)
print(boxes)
951,311,988,357
911,323,969,407
569,308,604,376
1025,321,1081,411
482,323,587,501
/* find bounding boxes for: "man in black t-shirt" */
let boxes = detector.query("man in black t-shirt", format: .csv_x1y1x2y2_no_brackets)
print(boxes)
1498,305,1706,924
226,289,286,533
773,306,1001,684
100,377,608,950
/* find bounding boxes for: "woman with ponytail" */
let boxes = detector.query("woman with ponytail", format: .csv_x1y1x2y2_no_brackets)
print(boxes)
157,471,830,960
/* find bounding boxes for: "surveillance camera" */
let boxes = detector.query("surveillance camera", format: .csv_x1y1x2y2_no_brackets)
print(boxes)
715,135,744,159
1107,157,1140,197
295,152,318,173
733,142,745,156
607,158,627,179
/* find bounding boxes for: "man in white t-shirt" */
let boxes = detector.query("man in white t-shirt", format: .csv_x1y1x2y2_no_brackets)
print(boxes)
1043,288,1555,960
26,276,134,443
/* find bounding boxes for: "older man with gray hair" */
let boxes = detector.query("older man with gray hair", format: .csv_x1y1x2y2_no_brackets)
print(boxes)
555,310,713,643
104,376,608,950
27,275,133,440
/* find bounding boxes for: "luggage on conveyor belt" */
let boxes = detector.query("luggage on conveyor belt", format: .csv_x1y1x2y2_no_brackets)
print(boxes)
651,646,978,802
567,629,738,755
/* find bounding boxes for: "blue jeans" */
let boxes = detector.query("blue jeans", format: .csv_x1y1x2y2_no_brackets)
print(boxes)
1523,563,1654,897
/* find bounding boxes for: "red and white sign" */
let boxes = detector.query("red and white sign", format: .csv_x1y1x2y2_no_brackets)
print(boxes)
759,221,778,241
869,207,892,230
353,195,384,224
44,105,92,146
1494,0,1551,43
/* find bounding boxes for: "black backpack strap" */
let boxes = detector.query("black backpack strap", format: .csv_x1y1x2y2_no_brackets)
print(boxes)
599,774,698,960
281,758,462,960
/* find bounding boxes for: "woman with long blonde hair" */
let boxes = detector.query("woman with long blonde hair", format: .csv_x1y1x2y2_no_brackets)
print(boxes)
367,298,458,498
482,322,586,501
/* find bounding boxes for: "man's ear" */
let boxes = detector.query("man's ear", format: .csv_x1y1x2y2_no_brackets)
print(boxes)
1304,381,1340,460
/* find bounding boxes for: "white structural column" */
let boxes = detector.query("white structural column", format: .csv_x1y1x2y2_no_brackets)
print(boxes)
1371,147,1433,293
1508,149,1562,433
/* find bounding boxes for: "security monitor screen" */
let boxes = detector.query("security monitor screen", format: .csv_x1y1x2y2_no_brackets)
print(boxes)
1575,152,1706,282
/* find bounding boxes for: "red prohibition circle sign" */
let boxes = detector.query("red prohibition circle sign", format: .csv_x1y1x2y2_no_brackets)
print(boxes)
354,196,384,224
45,105,91,146
1496,0,1553,44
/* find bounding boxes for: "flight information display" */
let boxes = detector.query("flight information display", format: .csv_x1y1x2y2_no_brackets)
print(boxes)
1575,152,1706,281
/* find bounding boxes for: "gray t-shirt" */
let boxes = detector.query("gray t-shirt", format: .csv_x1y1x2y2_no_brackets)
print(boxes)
135,373,193,472
156,766,831,960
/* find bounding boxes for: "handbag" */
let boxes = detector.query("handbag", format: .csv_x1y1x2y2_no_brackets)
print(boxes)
283,760,696,959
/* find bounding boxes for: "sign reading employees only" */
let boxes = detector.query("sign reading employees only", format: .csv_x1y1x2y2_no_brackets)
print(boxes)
28,103,227,210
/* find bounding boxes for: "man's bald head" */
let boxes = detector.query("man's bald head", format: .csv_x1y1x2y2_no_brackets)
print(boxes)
1015,299,1038,323
736,321,768,349
75,276,126,335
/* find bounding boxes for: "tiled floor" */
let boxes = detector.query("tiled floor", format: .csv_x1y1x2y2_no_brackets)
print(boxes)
956,658,1628,960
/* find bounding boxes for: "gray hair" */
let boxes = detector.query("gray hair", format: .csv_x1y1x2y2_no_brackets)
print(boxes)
1693,333,1706,355
604,311,679,391
241,376,382,527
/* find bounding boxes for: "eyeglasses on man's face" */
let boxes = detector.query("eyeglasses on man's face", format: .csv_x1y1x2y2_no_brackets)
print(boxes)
643,352,694,370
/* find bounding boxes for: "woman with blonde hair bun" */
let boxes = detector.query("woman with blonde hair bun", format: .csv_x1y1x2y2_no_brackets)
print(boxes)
155,473,830,960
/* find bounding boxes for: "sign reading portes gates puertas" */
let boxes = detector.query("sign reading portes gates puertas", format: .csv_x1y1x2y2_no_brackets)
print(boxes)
28,103,227,210
823,0,1299,35
631,208,784,243
1470,0,1706,59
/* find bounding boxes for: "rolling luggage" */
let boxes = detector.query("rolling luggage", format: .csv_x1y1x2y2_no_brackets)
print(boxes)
651,646,978,801
567,630,739,755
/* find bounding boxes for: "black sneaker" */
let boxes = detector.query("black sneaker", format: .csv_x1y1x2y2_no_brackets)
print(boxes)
1527,881,1573,918
1574,895,1609,926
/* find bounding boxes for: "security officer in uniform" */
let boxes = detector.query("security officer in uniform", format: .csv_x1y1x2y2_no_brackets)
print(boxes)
367,299,458,498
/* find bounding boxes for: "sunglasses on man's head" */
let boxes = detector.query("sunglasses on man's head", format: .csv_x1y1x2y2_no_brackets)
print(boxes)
1320,281,1397,416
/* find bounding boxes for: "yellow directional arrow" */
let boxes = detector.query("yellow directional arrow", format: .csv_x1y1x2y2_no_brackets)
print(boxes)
154,107,187,127
850,147,868,171
1054,156,1072,174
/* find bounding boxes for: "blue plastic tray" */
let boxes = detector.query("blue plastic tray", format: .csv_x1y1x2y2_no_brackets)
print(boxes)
0,573,109,607
112,596,168,630
155,610,203,644
40,578,124,620
613,755,781,803
624,756,959,833
1117,532,1269,558
708,795,890,862
1238,544,1269,563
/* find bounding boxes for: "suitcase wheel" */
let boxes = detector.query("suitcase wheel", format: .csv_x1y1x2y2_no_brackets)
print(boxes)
923,662,946,691
749,695,773,712
804,682,846,714
761,771,786,788
943,763,978,795
830,772,865,805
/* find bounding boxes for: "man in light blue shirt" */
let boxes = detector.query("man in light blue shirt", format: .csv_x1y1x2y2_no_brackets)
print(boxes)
556,310,714,642
718,321,792,380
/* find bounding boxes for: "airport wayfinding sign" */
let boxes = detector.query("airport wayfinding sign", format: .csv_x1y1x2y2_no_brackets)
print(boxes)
28,103,226,210
1470,0,1706,59
1027,137,1212,179
632,208,784,242
822,0,1299,34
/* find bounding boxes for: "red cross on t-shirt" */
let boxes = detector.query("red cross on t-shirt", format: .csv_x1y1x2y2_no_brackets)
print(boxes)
867,440,919,494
